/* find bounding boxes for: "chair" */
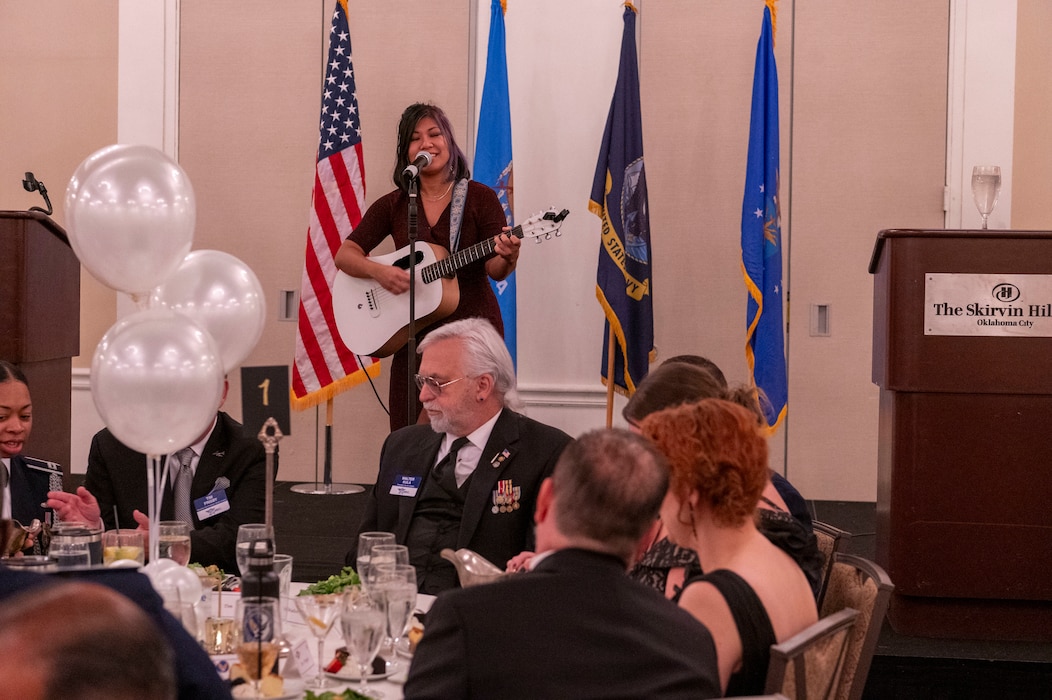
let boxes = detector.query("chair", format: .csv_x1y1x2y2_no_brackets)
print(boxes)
819,553,895,700
811,520,852,609
764,607,859,700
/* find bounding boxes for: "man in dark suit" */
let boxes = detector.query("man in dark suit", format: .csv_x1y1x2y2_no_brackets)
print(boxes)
404,429,721,699
0,565,231,700
48,382,267,573
351,318,572,594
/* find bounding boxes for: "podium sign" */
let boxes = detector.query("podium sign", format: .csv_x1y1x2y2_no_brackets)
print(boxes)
924,272,1052,336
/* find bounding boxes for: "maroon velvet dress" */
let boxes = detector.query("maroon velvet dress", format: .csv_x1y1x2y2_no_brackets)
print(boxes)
348,181,507,431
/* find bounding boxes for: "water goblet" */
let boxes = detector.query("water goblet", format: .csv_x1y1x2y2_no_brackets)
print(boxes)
157,521,192,566
294,593,341,690
356,532,395,591
365,544,409,591
235,523,274,576
373,564,417,657
971,165,1002,230
235,597,281,695
341,586,387,699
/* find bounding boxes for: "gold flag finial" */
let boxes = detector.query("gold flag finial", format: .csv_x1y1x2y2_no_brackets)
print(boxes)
624,2,638,14
765,0,777,42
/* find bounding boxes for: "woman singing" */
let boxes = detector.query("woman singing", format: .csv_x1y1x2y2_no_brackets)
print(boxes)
335,103,519,432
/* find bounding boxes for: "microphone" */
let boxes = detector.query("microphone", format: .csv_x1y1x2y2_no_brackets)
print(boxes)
22,171,53,216
401,151,433,180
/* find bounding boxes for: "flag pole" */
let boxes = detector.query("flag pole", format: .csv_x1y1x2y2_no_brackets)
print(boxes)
605,326,616,427
289,397,364,495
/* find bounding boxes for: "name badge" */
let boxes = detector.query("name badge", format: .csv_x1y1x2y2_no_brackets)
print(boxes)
195,490,230,520
390,475,422,497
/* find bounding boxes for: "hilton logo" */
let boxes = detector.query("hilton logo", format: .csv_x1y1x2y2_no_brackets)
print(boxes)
992,283,1021,303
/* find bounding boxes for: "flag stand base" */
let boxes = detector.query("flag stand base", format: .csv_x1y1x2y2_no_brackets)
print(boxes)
289,482,364,495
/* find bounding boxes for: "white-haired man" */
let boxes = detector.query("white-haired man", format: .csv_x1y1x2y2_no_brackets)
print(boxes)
351,317,572,594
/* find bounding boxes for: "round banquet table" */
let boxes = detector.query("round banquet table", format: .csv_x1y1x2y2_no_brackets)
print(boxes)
212,582,434,699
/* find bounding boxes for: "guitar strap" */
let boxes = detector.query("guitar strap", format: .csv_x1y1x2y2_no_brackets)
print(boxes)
449,178,469,254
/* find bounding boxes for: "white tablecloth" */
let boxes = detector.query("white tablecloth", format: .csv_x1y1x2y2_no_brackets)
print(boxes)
212,582,434,699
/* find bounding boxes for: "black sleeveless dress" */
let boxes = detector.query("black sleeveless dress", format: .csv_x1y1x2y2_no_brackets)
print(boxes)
674,568,776,697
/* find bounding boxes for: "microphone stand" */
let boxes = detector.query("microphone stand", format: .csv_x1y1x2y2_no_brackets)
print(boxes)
406,174,421,428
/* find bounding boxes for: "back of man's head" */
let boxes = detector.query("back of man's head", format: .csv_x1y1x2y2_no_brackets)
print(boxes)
0,581,176,700
549,428,669,563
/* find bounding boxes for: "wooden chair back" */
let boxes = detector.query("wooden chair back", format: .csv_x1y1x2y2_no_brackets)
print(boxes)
819,553,895,700
811,520,852,608
764,607,859,700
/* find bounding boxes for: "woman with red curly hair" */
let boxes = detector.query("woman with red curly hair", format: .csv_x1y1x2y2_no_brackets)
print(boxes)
640,398,817,697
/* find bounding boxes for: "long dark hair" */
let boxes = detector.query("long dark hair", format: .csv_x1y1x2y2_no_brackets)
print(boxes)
391,103,470,191
0,360,28,387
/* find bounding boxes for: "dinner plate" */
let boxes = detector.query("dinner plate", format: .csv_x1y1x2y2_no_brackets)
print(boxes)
229,677,304,699
326,657,400,681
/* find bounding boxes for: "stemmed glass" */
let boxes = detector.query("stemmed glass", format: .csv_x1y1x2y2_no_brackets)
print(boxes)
341,585,387,699
293,593,342,690
356,532,395,591
157,521,191,566
373,564,417,658
365,544,409,591
971,165,1002,230
236,523,274,576
235,597,281,696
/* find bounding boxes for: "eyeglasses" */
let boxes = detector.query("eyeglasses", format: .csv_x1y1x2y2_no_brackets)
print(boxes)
414,374,466,395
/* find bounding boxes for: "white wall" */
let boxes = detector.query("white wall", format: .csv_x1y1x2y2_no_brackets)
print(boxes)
67,1,1022,499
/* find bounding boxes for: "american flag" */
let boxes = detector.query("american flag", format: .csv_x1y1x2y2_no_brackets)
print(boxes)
291,0,379,409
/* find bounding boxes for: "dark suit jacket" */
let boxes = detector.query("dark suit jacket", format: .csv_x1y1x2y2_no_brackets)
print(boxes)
0,565,232,700
9,455,62,525
351,409,572,572
84,411,267,573
404,548,722,699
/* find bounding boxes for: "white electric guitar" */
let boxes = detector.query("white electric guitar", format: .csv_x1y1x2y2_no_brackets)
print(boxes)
332,208,570,357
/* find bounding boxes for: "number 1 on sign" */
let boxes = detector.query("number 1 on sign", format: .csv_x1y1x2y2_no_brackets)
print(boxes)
258,378,270,406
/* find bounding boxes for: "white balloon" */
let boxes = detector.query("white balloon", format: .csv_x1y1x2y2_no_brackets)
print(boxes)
145,561,202,606
92,308,224,455
152,250,267,371
65,144,196,296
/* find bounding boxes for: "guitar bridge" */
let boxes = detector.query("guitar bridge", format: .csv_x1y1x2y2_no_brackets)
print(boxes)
365,288,381,318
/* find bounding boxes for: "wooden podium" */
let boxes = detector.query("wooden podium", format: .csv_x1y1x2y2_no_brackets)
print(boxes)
0,211,80,476
870,229,1052,642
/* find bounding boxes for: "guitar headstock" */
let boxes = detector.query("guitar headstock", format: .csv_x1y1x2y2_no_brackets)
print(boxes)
517,208,570,242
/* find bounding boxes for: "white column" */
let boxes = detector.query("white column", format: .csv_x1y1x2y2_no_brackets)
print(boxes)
946,0,1017,229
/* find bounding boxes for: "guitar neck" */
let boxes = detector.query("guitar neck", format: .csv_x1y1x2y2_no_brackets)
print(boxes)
422,224,525,283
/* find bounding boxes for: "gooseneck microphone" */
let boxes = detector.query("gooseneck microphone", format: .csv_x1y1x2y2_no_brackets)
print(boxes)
401,151,433,180
22,171,53,216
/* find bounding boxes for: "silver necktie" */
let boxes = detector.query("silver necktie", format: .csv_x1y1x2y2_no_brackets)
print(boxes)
171,448,196,525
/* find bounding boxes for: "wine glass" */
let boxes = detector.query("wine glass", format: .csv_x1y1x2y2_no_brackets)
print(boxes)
365,544,409,591
356,532,395,591
293,593,342,690
235,597,281,695
341,586,387,699
373,564,417,658
157,521,191,566
236,523,274,576
971,165,1002,230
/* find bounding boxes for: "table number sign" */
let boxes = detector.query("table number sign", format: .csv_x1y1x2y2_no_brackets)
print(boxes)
240,366,291,437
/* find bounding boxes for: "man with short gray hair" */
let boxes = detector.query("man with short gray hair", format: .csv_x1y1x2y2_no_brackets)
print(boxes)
404,429,721,699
